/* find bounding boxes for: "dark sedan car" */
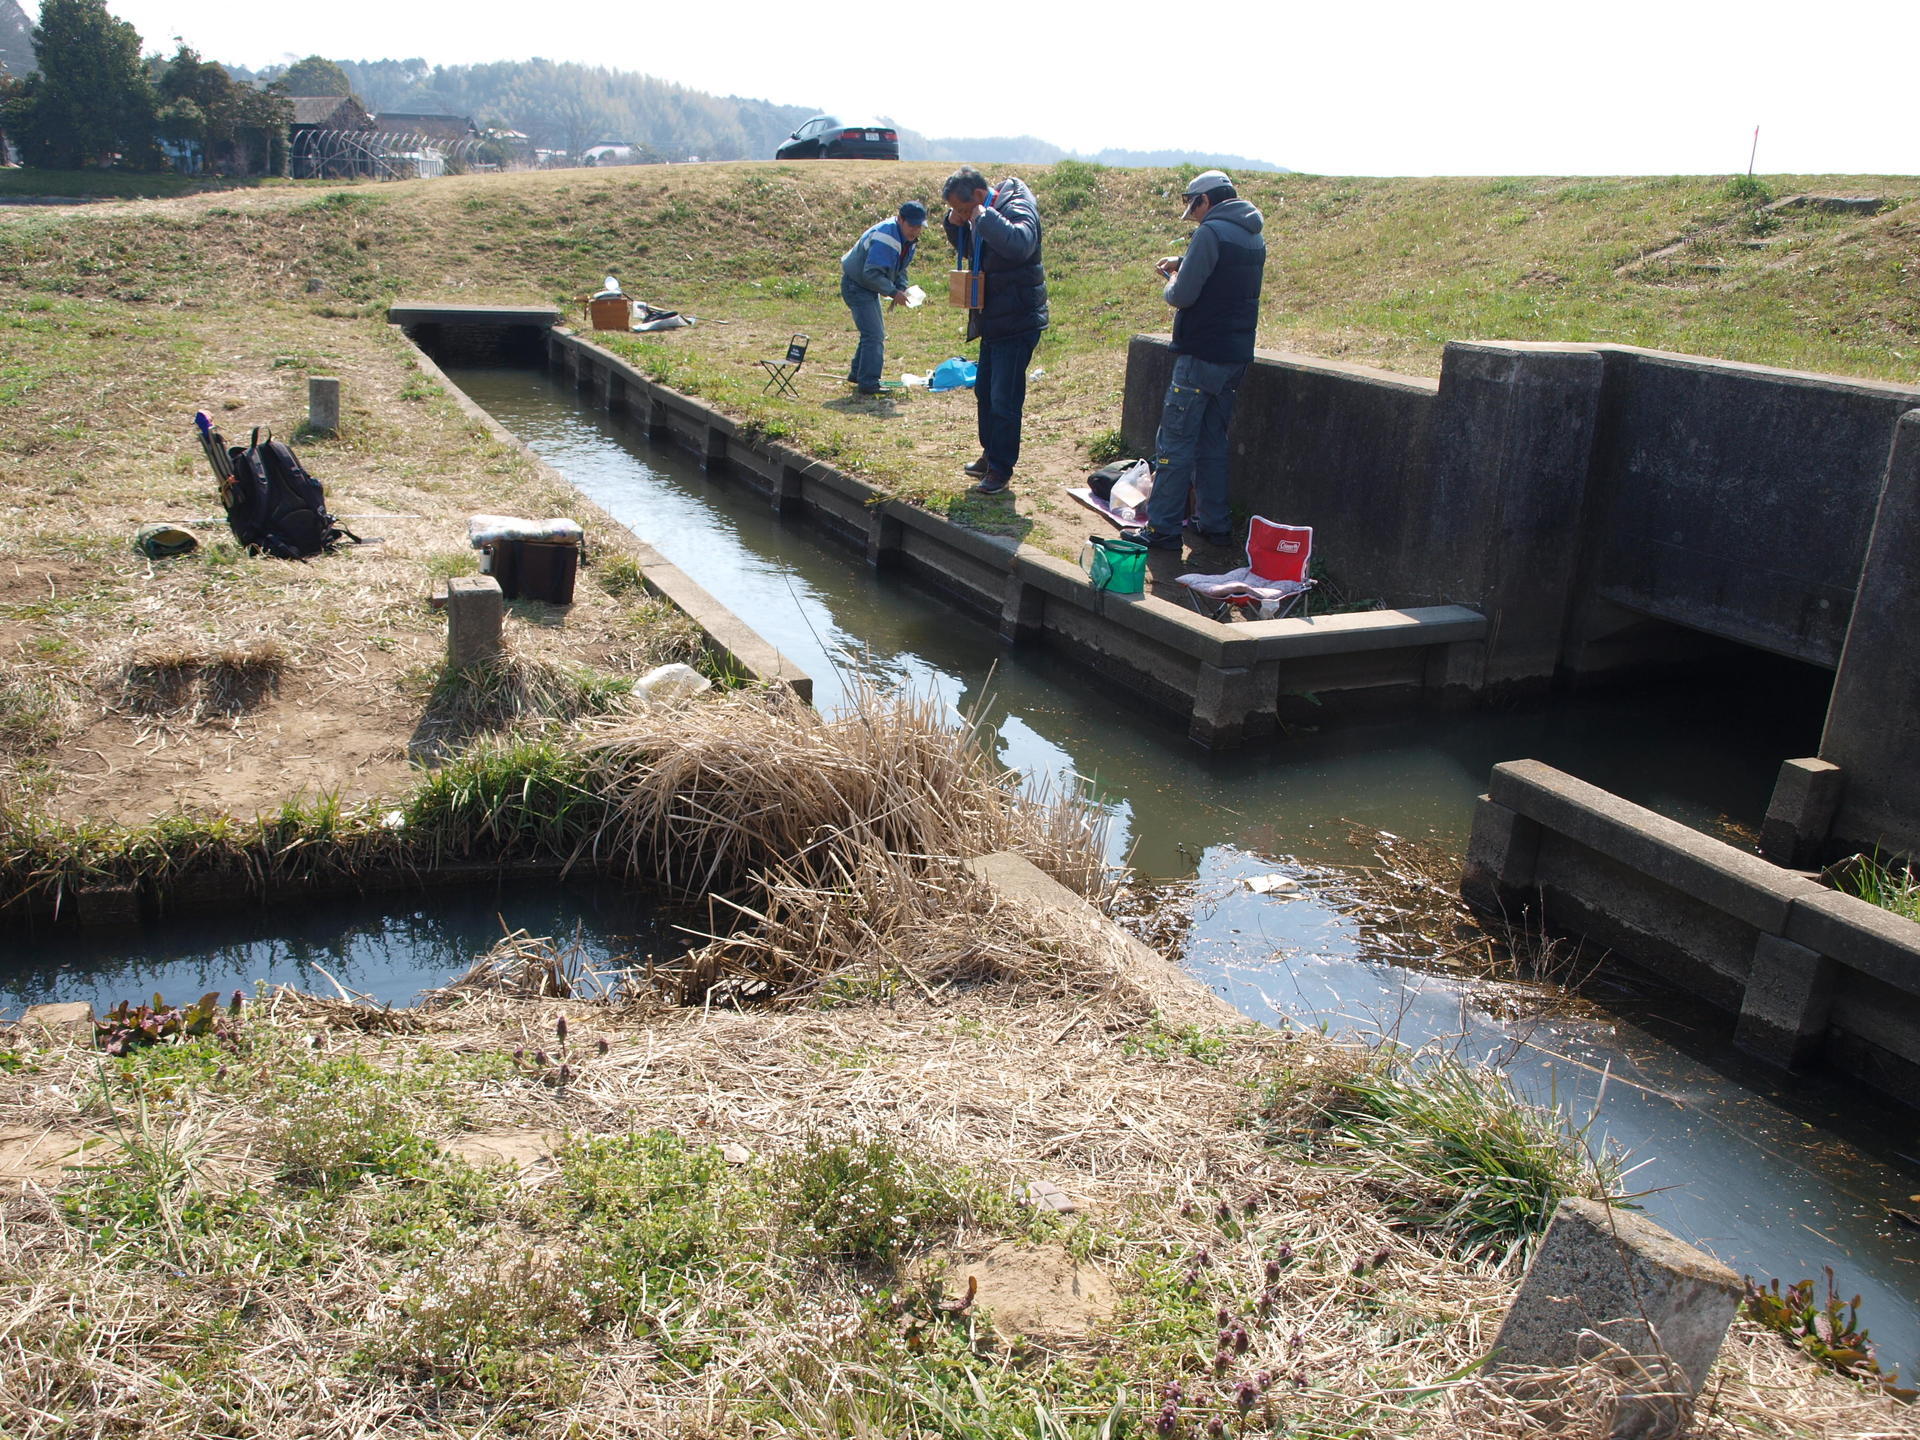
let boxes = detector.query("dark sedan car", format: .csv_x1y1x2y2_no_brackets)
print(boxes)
775,116,900,161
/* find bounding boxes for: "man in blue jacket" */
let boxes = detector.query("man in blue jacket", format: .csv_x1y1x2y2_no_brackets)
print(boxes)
841,200,926,395
941,168,1048,495
1124,170,1266,550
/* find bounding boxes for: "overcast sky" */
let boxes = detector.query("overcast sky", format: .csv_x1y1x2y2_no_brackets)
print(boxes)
60,0,1918,176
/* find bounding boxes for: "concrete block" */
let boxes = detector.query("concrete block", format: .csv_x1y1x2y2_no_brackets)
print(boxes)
1492,1197,1741,1439
1460,797,1543,912
773,465,805,515
1783,889,1920,996
1734,933,1836,1069
1189,662,1275,748
1487,760,1822,932
386,302,564,329
962,851,1234,1026
445,575,504,669
1000,574,1046,644
629,549,813,705
1244,606,1486,663
867,509,904,570
307,376,340,436
1428,343,1606,686
1576,352,1916,671
20,1001,94,1038
1758,758,1845,868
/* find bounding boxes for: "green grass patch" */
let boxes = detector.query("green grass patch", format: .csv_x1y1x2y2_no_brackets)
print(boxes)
1291,1049,1624,1264
1828,851,1920,923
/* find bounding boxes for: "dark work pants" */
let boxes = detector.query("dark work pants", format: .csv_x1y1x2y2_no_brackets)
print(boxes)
974,327,1041,474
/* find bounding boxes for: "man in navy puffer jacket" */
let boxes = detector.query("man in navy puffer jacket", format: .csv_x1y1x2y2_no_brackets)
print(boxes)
1125,170,1266,552
941,167,1048,495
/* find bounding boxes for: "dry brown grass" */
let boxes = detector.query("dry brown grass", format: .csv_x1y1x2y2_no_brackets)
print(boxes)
98,634,289,723
580,685,1109,904
3,968,1909,1440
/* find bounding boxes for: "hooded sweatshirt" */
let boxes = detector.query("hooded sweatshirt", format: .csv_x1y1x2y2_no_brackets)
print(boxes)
1164,197,1265,364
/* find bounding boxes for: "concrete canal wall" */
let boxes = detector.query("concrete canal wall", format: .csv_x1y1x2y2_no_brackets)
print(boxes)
393,313,814,703
1125,334,1920,859
1464,760,1920,1110
492,320,1489,748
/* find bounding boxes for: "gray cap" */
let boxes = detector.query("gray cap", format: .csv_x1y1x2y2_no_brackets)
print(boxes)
1182,169,1232,200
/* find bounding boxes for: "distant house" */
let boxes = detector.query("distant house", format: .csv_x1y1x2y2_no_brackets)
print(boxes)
290,94,373,134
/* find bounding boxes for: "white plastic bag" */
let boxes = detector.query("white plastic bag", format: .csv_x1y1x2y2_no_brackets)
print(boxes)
634,663,711,707
1106,459,1154,523
903,284,926,308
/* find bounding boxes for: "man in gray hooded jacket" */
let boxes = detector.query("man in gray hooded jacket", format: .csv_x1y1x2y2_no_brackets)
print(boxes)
1124,170,1266,551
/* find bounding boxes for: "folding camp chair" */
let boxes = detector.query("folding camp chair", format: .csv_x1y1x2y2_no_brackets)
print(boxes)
1177,516,1316,622
758,333,809,398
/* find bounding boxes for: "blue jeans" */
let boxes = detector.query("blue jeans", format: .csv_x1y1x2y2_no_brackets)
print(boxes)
1148,353,1246,538
841,276,885,388
975,328,1041,474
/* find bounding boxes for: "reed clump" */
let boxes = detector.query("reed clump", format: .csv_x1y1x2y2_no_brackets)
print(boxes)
0,674,79,757
412,654,638,757
99,636,289,723
580,685,1105,900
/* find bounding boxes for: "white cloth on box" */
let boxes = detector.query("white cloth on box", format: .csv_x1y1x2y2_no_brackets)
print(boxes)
468,514,585,548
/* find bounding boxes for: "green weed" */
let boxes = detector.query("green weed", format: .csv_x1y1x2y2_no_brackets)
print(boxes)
1303,1050,1622,1264
1828,851,1920,923
1084,428,1137,465
263,1053,438,1191
767,1132,971,1267
376,1241,592,1396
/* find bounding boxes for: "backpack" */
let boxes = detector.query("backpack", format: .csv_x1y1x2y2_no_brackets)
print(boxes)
222,429,354,559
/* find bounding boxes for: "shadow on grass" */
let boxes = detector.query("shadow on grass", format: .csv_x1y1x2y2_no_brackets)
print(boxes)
0,169,300,202
942,493,1032,542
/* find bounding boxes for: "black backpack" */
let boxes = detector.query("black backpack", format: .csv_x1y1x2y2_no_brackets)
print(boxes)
222,429,354,559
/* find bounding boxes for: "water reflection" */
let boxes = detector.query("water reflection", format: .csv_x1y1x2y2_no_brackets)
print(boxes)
6,882,684,1012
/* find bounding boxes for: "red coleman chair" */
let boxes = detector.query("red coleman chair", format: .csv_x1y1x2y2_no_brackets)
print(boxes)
1177,517,1316,622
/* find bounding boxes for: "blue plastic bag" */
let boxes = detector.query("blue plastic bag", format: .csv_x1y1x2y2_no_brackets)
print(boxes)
929,356,978,392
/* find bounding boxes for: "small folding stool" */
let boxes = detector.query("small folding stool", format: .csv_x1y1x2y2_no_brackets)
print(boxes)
758,333,809,398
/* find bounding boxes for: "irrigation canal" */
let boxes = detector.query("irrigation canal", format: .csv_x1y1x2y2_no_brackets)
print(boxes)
15,359,1919,1374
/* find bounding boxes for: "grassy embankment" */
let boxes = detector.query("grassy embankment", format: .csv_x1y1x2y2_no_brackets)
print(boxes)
2,162,1916,829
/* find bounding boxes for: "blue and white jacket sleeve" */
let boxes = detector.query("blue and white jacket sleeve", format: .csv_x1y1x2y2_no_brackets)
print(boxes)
860,224,908,294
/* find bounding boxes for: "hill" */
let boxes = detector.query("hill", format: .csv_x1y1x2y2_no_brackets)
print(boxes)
233,56,1287,170
0,0,35,77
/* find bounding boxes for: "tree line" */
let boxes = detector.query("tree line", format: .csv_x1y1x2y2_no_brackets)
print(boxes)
1,0,289,173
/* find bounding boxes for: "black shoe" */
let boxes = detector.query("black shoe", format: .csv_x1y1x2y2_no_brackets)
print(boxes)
1187,525,1236,547
970,468,1012,495
1120,526,1182,551
858,385,887,396
962,452,990,478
